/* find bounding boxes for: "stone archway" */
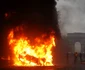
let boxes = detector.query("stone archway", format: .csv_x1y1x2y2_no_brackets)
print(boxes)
67,33,85,53
74,42,81,53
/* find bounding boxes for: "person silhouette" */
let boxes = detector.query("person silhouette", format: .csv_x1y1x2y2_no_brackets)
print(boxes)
79,53,82,62
74,52,78,64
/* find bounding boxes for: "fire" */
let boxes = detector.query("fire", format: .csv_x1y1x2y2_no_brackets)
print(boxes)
8,26,56,66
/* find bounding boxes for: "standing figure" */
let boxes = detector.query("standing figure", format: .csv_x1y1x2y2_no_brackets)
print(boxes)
74,52,78,64
79,53,82,62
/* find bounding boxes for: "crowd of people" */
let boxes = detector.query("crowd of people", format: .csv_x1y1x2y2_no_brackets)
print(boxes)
66,52,84,64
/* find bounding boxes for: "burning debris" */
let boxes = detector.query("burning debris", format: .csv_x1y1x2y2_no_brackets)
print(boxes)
8,26,55,66
0,0,61,67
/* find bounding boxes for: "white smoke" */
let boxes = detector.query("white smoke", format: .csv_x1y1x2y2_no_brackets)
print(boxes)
56,0,85,36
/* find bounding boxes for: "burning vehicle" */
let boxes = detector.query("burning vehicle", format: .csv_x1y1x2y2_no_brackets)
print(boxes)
0,0,65,69
7,25,56,66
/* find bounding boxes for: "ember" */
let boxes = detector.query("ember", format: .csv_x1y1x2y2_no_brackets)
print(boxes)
8,26,56,66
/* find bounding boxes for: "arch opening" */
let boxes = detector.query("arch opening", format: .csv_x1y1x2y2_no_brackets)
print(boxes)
74,42,81,53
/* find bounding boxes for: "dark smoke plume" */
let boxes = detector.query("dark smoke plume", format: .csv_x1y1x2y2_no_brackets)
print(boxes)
1,0,61,39
0,0,62,66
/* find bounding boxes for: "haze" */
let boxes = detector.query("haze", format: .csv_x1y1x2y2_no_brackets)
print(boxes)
56,0,85,35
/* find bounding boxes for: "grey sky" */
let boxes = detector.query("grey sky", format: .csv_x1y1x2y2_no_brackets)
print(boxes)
56,0,85,35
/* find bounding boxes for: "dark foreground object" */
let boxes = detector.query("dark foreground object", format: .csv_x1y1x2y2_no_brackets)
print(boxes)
1,65,85,70
1,65,84,70
0,66,71,70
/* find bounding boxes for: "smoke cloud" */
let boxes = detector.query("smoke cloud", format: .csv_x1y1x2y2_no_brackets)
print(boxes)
56,0,85,35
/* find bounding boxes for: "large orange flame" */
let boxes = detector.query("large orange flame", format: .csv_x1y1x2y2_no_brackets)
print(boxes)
8,26,56,66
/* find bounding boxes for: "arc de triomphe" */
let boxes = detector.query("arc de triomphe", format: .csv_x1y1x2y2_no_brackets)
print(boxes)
67,33,85,53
